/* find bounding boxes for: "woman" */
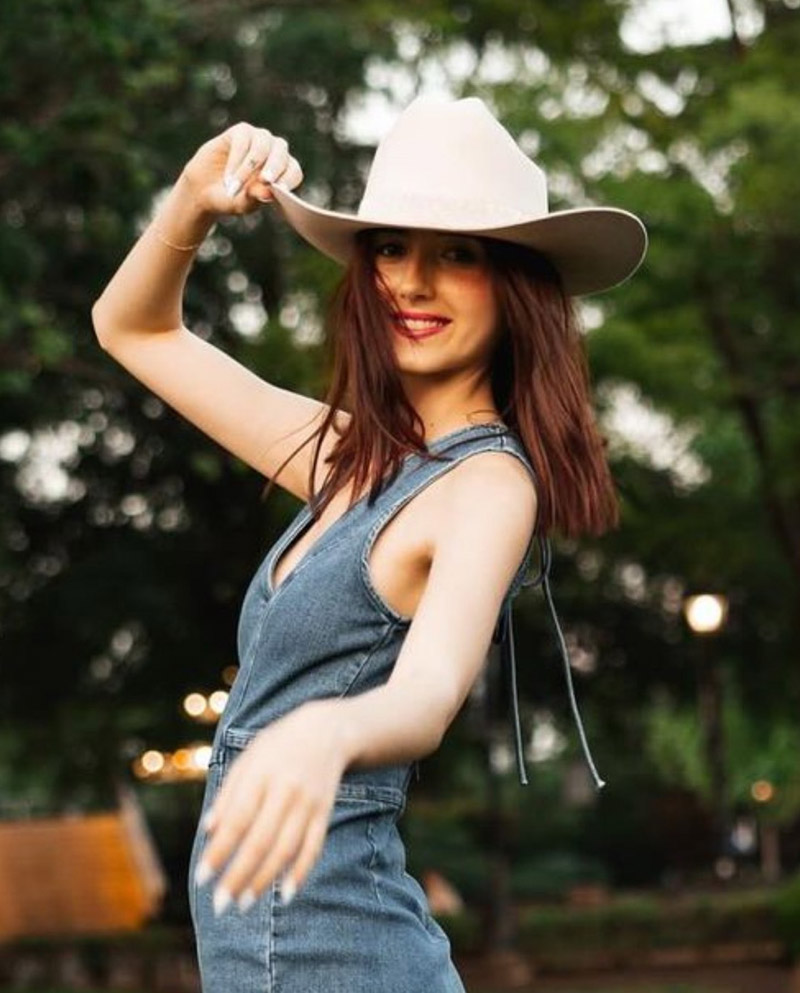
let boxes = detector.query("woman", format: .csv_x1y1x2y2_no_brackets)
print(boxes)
92,95,646,991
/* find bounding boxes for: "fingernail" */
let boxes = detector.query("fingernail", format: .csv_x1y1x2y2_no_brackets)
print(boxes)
213,884,232,916
195,859,213,886
281,877,296,905
223,174,241,198
202,809,216,831
238,888,257,912
260,166,277,183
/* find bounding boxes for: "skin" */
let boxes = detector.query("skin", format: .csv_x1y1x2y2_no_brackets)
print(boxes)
91,121,536,916
370,226,505,436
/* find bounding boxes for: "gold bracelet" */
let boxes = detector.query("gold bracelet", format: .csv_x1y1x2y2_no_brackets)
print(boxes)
152,221,204,252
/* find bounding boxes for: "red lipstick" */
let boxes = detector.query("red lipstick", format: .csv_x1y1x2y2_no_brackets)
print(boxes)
394,311,452,339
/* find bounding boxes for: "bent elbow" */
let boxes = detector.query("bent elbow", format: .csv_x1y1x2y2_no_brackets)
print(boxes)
90,300,113,351
430,697,460,755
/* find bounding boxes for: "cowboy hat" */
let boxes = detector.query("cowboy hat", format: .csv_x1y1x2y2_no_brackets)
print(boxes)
269,95,647,296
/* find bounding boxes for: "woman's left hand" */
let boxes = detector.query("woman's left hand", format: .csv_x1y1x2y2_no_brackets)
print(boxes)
195,698,348,914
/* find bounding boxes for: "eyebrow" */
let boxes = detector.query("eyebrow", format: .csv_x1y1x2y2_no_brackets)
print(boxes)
370,227,480,242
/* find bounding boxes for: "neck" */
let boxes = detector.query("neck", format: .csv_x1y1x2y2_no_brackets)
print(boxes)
402,382,502,444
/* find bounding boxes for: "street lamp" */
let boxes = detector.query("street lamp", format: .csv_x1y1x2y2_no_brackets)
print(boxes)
682,592,730,875
683,594,728,635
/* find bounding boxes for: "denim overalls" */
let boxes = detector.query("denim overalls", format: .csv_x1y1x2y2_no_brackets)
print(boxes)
188,421,602,992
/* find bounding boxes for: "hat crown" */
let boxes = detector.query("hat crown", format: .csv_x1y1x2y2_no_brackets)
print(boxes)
358,96,549,229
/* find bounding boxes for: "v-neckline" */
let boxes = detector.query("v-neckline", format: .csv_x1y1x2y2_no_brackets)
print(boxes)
265,420,508,597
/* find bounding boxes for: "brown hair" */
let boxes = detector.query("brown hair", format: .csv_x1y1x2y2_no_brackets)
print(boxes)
260,230,618,539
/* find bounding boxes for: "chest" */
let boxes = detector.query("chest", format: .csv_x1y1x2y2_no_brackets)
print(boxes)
271,477,442,622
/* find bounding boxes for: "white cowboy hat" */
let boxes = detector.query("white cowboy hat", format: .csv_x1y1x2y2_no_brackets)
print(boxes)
269,95,647,297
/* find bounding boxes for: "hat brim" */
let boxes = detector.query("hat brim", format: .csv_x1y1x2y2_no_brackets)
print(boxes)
269,183,647,297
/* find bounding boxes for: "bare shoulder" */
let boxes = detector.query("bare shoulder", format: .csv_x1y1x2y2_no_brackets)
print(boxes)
441,449,538,534
425,447,538,576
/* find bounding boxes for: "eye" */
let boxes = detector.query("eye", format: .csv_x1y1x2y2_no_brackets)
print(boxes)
442,241,483,264
372,237,406,259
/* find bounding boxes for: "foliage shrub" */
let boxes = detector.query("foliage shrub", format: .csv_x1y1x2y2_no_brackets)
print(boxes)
509,850,611,900
772,870,800,960
515,889,778,964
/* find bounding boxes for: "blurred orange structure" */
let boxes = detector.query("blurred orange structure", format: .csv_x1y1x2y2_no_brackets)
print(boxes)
422,868,464,915
0,783,166,940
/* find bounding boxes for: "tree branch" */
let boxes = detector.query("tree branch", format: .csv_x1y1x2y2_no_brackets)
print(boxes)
701,292,800,586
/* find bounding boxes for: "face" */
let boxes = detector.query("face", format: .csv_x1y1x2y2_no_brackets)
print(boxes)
368,227,500,373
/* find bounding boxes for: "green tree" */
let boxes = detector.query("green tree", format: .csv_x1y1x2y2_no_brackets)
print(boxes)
644,680,800,879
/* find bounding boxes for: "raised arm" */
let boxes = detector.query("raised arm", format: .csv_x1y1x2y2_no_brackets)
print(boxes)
90,124,346,501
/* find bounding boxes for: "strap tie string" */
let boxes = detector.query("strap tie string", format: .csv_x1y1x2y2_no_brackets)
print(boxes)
493,534,606,792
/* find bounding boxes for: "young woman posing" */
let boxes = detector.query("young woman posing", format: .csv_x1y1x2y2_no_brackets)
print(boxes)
92,95,646,992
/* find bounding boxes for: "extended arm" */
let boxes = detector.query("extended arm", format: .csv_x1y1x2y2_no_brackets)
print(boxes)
197,451,537,911
329,451,538,770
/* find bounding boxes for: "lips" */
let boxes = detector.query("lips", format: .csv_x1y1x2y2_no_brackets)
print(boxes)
394,311,452,339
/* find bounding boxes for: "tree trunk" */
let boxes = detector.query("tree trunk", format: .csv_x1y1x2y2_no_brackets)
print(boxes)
760,822,782,883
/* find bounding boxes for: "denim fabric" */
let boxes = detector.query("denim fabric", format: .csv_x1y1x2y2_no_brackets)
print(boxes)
188,421,537,992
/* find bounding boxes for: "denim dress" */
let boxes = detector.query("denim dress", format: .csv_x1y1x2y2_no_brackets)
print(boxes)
187,421,602,992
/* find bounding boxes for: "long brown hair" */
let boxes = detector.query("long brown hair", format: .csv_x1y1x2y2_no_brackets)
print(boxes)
260,229,618,539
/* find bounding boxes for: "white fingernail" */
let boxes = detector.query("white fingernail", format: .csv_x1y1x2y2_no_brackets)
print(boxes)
281,877,296,905
213,884,232,916
195,859,213,886
223,174,241,198
238,888,257,912
260,166,277,183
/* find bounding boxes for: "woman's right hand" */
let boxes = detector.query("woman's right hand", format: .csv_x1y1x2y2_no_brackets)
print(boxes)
181,122,304,218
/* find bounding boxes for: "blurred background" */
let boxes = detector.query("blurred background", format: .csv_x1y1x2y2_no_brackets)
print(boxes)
2,0,800,990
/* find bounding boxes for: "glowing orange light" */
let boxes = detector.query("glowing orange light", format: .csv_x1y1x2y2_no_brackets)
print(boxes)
173,748,193,771
751,780,775,803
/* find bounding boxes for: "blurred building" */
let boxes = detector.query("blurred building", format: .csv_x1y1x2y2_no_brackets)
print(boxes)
0,783,165,940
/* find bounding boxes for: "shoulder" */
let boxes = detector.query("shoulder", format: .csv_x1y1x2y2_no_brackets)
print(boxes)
434,448,538,554
445,447,537,520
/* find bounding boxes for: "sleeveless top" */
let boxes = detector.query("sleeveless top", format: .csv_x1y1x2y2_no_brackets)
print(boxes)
209,421,604,796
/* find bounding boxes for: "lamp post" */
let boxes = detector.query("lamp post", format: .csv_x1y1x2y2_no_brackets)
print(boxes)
682,593,730,873
751,779,781,882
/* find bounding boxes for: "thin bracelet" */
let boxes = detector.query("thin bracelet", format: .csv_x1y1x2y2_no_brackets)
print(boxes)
151,221,204,252
151,171,213,251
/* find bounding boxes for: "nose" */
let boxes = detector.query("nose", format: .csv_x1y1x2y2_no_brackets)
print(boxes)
397,245,434,301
